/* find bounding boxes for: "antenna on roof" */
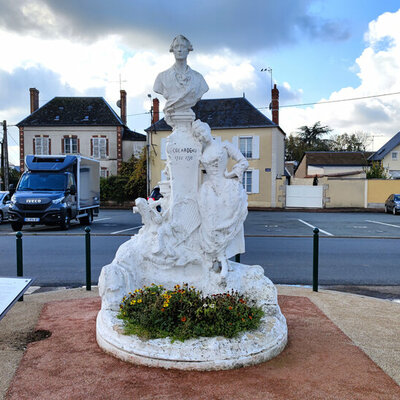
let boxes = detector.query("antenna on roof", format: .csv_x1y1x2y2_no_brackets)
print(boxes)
243,92,245,98
110,73,127,91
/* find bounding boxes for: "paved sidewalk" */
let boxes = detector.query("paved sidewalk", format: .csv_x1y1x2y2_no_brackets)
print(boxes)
1,286,399,399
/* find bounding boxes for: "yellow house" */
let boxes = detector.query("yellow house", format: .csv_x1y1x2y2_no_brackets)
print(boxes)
146,96,286,208
369,131,400,178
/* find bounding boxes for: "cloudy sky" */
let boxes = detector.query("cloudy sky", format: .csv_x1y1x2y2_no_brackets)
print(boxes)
1,0,400,164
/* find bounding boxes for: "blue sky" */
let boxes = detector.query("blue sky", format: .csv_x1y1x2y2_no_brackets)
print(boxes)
1,0,400,164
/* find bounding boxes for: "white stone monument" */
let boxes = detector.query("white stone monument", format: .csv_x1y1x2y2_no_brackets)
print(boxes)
97,35,287,370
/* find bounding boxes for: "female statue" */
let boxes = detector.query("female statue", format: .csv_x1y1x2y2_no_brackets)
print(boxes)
153,35,209,124
192,120,249,280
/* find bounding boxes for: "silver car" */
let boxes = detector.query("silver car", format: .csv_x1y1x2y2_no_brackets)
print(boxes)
0,191,11,224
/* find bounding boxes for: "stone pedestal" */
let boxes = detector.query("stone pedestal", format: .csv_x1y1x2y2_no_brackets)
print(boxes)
96,262,288,371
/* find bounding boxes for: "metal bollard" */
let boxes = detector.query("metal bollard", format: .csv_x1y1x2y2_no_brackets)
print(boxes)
313,228,319,292
235,254,241,263
85,226,91,291
16,231,24,301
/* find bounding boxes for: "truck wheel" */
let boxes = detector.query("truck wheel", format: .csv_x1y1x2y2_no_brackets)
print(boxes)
79,210,93,226
11,222,23,231
61,213,71,230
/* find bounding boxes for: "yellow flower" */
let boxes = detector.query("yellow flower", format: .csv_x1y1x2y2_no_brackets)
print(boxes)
137,299,142,303
163,302,169,307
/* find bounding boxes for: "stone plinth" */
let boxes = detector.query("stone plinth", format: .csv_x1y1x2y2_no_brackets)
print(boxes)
96,262,288,370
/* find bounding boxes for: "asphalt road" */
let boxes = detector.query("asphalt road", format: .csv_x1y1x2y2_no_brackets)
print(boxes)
1,210,400,288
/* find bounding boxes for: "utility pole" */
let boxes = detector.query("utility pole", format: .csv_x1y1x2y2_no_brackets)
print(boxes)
2,121,9,190
147,95,152,197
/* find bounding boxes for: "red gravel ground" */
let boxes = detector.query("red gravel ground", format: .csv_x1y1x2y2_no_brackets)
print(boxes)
7,296,400,400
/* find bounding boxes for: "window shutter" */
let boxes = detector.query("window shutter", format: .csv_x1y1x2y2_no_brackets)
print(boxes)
78,138,80,153
90,138,93,156
106,138,109,156
161,138,166,160
33,138,36,155
48,138,51,155
232,136,239,148
252,135,260,159
62,138,65,154
252,169,259,193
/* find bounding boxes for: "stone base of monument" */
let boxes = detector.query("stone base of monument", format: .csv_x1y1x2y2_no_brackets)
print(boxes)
96,262,288,371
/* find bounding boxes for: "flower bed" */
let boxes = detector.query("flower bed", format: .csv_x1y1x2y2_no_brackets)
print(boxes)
118,283,264,342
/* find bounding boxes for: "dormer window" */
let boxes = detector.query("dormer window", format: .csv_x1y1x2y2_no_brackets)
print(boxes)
54,115,60,121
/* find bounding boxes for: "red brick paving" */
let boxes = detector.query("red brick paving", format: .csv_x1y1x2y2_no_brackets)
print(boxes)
7,296,400,400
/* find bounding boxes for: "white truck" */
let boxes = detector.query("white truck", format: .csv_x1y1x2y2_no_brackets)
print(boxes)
8,155,100,231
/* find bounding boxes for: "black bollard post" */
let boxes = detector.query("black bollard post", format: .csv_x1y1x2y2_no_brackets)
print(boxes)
16,231,24,301
313,228,319,292
85,226,91,291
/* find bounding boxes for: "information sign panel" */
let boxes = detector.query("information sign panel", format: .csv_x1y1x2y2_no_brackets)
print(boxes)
0,277,34,321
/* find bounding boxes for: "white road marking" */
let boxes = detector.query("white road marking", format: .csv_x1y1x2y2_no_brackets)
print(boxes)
93,217,111,222
297,219,334,236
366,220,400,229
111,225,143,234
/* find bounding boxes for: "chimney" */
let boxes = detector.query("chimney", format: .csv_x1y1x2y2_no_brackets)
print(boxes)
152,98,160,124
271,84,279,125
29,88,39,114
120,90,127,125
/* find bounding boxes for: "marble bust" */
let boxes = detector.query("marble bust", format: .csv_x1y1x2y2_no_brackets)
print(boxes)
153,35,209,123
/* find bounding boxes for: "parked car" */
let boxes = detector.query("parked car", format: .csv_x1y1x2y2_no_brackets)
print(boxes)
148,186,163,212
0,191,11,224
384,194,400,215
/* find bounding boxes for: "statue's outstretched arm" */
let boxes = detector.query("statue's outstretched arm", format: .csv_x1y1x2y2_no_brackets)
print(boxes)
224,142,249,181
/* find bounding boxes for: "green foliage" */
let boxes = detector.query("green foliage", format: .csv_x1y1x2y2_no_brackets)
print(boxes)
100,148,147,202
118,283,264,342
296,121,332,147
285,123,370,162
286,122,332,161
125,148,147,200
366,161,388,179
331,132,367,152
100,175,129,202
0,167,20,188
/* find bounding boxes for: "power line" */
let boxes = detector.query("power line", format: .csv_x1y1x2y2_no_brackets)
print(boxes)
266,90,400,109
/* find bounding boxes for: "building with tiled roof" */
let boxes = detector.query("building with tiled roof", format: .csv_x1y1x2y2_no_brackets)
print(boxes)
17,89,146,176
295,151,374,178
369,131,400,178
145,92,287,208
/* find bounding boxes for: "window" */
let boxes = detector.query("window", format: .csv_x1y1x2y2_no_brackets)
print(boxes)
34,137,50,155
242,169,259,194
91,137,108,159
64,137,78,154
239,137,253,158
392,152,398,161
234,135,259,159
243,170,252,192
100,168,109,178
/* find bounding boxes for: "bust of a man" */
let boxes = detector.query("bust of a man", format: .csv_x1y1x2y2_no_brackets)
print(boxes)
153,35,209,123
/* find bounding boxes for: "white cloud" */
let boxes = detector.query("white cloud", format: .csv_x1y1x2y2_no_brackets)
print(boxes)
280,9,400,151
